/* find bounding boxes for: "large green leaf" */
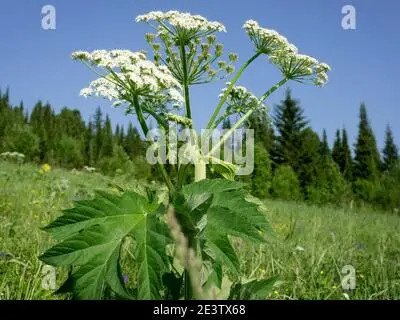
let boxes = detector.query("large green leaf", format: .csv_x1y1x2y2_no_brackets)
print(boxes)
228,276,281,300
177,179,272,282
40,191,171,300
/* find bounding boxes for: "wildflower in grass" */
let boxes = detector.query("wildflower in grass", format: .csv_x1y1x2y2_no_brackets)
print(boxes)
295,245,305,252
39,164,52,174
122,274,129,284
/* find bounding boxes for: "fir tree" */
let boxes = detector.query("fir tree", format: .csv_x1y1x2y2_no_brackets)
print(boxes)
382,124,399,172
272,89,308,169
102,115,114,158
353,103,381,180
319,129,330,157
341,128,353,180
331,129,342,168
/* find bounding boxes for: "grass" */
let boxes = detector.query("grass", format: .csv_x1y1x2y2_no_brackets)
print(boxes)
1,161,400,300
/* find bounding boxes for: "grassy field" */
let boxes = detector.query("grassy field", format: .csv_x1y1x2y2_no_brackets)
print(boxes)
1,161,400,300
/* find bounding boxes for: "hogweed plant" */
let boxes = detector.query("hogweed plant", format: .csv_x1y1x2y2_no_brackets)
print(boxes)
39,10,330,300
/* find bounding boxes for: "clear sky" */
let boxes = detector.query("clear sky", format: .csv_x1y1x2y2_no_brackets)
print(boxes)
0,0,398,151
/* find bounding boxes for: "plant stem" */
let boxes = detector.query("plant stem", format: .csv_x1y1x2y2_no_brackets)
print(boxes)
206,51,262,129
207,78,288,158
179,43,192,123
132,96,175,194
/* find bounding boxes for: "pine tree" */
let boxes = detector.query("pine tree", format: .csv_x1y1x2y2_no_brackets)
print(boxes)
353,103,381,180
84,120,95,165
124,122,145,159
319,129,330,157
272,89,308,169
102,115,114,158
222,118,231,130
247,110,274,153
296,128,321,193
331,129,342,168
93,107,104,162
382,124,399,172
341,128,353,180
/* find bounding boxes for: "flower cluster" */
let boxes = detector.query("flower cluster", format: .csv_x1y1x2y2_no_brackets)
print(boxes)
217,84,267,123
165,113,193,126
72,49,184,108
137,11,236,85
243,20,297,56
270,53,330,87
243,20,330,87
0,151,25,163
136,10,226,35
40,163,52,174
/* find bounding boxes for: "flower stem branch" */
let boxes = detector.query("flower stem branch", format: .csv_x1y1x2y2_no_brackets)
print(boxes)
206,77,288,158
206,51,262,129
132,96,175,194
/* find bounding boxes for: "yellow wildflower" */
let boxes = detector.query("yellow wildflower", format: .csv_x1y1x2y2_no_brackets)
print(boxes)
40,164,52,174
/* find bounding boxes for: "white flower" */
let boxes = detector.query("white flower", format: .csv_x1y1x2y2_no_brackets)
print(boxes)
243,20,297,55
72,49,184,106
219,83,267,118
136,10,226,33
270,52,331,87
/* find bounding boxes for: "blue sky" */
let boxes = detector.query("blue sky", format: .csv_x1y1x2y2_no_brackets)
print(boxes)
0,0,398,151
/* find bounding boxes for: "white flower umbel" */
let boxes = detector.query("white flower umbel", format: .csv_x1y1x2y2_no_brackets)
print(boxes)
214,83,267,126
136,10,226,39
270,52,331,87
72,49,184,107
243,20,297,55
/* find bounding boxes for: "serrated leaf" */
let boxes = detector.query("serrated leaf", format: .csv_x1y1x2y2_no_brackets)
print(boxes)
40,191,171,300
182,179,246,196
209,157,239,181
228,276,280,300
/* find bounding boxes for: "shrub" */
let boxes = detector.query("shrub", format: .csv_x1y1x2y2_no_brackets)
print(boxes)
271,165,302,201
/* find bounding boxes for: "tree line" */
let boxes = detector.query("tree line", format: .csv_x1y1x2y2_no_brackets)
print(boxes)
239,89,399,212
1,87,399,212
0,88,154,179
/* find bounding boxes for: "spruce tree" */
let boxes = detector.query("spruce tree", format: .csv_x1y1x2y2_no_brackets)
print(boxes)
353,103,381,180
272,89,308,168
222,118,231,129
319,129,330,157
382,124,399,172
102,115,114,158
341,128,353,180
296,128,321,193
247,110,274,153
93,107,104,162
331,129,342,168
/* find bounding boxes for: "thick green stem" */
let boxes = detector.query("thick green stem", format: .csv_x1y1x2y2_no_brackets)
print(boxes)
206,52,262,129
132,96,175,194
180,43,192,122
207,78,288,158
